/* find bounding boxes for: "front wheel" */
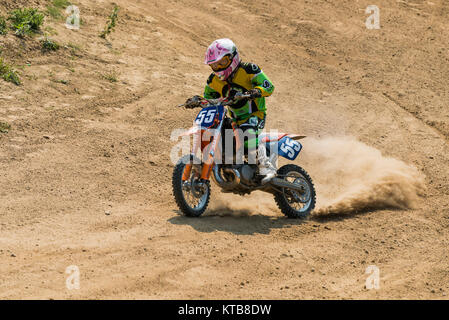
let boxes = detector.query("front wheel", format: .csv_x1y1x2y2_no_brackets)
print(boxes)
172,155,211,217
274,164,316,219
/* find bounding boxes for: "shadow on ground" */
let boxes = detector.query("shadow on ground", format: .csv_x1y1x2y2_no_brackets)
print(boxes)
168,205,399,235
168,209,307,235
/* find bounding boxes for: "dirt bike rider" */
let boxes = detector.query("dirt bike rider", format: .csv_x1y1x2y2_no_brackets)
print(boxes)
184,38,277,184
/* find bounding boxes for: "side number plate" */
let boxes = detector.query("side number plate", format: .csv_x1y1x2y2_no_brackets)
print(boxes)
278,136,302,160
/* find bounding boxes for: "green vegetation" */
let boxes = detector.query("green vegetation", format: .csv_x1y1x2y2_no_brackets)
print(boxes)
46,6,62,20
66,42,81,51
66,42,82,58
0,16,7,35
0,121,11,134
100,5,119,39
102,71,118,83
52,0,72,9
44,26,58,36
46,0,71,20
53,79,69,84
0,58,21,85
41,36,60,51
8,8,44,37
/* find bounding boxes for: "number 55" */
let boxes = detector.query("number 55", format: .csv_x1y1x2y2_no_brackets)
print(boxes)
280,138,300,159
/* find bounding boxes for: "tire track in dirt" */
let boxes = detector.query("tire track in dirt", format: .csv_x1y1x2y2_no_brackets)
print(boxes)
383,92,449,143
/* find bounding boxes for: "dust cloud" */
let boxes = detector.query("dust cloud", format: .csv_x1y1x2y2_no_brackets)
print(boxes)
208,192,278,217
206,137,425,216
301,137,426,215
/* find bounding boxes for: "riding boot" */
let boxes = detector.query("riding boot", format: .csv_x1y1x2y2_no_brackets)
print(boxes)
257,145,277,184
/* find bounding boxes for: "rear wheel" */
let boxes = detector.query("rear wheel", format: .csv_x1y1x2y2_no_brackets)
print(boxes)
274,164,316,219
172,155,210,217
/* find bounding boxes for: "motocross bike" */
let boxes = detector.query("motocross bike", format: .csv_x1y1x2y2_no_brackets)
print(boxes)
172,93,316,218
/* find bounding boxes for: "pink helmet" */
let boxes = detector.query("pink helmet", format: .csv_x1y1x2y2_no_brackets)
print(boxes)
204,38,241,81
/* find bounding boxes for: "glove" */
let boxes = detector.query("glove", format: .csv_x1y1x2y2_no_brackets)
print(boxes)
247,88,262,99
185,95,203,109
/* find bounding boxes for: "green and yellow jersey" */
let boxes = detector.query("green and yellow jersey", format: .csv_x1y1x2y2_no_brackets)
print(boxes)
203,62,275,125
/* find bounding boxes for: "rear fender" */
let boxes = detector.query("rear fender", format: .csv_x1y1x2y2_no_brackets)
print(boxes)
288,134,307,140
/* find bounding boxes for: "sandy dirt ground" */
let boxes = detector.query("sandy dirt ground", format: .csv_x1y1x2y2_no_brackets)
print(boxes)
0,0,448,299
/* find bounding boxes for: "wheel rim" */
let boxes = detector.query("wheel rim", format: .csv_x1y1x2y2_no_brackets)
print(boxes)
281,171,313,213
181,165,209,212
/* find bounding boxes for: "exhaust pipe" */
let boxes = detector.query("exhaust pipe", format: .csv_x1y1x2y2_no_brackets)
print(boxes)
212,165,241,190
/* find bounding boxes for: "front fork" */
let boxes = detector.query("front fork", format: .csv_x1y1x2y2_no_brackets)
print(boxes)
182,126,222,182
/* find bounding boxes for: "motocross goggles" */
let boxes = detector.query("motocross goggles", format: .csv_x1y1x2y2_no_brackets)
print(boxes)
210,55,232,72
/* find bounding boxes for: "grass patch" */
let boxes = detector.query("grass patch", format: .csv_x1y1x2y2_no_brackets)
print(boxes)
100,5,119,39
0,16,7,35
48,70,69,85
41,36,60,51
0,58,21,85
53,0,72,9
102,71,118,83
53,79,69,84
66,42,82,57
0,121,11,134
44,26,58,35
46,0,71,20
46,6,62,20
8,8,44,37
66,42,81,51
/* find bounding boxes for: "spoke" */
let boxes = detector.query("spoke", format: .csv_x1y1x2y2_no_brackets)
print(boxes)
181,168,208,211
282,171,312,213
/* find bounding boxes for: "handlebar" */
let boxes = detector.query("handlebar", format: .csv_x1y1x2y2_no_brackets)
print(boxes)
178,93,252,108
